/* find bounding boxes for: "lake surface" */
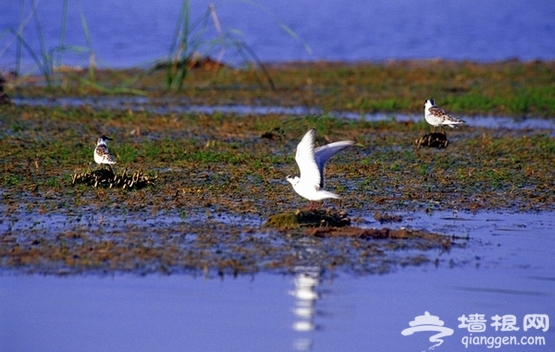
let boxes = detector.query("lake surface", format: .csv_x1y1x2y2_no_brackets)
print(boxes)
1,0,554,71
1,211,554,352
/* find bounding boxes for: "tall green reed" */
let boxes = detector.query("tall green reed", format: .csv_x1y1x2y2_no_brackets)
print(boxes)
165,0,311,91
1,0,146,94
2,0,98,91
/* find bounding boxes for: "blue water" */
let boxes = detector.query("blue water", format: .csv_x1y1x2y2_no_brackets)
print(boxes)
1,211,554,351
1,0,554,71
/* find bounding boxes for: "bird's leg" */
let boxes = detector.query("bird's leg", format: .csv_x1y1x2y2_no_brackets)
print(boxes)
440,126,445,134
308,201,317,211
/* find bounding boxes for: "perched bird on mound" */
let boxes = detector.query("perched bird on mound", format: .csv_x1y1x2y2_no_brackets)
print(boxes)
424,99,465,132
94,135,116,170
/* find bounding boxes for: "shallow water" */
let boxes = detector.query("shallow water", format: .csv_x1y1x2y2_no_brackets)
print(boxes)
13,96,555,134
1,0,554,71
1,211,554,351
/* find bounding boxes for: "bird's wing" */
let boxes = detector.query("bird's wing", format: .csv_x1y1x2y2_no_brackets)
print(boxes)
314,140,355,189
444,114,465,124
295,129,322,190
429,106,465,125
428,106,447,120
96,145,110,157
96,145,115,162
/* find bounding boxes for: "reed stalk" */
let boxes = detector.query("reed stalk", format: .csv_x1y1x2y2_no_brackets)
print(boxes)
165,0,284,91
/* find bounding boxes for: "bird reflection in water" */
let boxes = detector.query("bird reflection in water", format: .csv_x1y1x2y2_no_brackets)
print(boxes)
289,266,322,351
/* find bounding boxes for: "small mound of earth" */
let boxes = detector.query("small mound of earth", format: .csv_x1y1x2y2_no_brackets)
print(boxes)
374,212,403,223
153,56,226,71
71,168,156,190
415,132,449,149
305,227,451,248
266,209,350,229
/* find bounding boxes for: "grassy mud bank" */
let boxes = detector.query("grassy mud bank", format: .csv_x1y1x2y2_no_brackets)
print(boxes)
5,60,555,118
1,105,553,214
1,60,554,276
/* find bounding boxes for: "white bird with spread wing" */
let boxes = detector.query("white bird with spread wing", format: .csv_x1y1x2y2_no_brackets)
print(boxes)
286,129,356,209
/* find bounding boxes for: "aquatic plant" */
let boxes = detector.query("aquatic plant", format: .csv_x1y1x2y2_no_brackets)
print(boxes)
1,0,95,89
266,209,351,229
164,0,309,91
1,0,145,95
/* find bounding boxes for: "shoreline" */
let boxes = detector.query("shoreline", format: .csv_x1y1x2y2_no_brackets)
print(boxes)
1,59,554,276
3,59,555,118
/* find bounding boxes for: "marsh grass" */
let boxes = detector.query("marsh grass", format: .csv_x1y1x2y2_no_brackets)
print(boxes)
1,3,553,118
117,144,138,164
2,0,95,89
1,104,554,216
2,0,145,95
19,60,548,118
3,0,310,95
164,1,272,91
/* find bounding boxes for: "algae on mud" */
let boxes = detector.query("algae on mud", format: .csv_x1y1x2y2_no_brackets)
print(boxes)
0,208,458,276
71,168,156,190
266,209,351,229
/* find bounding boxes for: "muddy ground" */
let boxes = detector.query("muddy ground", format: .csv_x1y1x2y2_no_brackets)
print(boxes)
1,61,554,277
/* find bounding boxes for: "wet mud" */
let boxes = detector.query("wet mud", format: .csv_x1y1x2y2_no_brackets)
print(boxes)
1,61,554,277
1,103,553,277
0,207,459,277
265,209,351,229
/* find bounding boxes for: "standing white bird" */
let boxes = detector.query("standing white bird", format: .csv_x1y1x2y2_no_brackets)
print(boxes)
94,135,116,170
424,99,465,132
286,129,355,209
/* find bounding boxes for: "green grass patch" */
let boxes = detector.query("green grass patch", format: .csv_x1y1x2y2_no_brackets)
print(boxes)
7,60,555,118
1,70,555,215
